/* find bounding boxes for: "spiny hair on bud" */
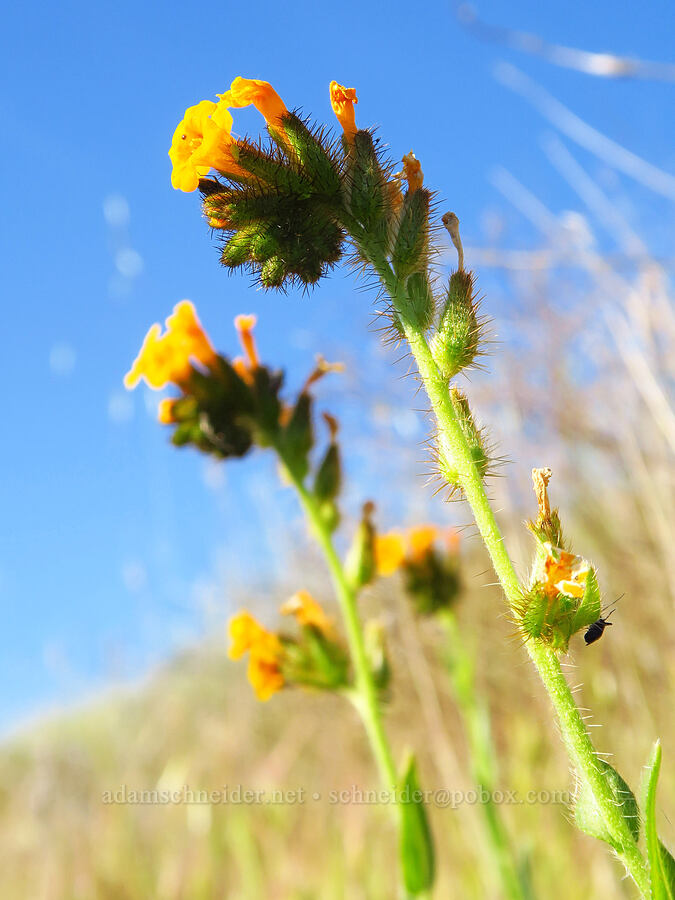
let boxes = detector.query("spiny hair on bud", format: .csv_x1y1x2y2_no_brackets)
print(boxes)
391,188,432,278
430,269,490,380
199,128,348,290
340,129,403,256
278,111,344,198
423,389,507,505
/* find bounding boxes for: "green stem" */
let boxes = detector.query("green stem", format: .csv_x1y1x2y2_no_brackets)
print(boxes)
441,612,531,900
368,253,649,895
279,456,398,791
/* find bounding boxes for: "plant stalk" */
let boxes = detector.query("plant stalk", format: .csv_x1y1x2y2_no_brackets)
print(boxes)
367,251,649,895
279,453,398,792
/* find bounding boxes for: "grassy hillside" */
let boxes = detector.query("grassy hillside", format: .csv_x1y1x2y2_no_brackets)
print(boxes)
1,553,672,899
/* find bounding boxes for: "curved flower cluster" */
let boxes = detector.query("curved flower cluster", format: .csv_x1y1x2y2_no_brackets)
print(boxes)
229,591,342,701
374,524,458,577
375,525,461,616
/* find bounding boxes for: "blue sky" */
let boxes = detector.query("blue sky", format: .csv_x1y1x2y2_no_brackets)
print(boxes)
2,0,673,731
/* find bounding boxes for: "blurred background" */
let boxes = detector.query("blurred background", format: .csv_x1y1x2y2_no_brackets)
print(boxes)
1,0,673,896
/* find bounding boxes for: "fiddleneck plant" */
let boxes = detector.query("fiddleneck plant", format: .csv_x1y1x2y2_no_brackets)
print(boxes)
124,295,441,896
125,75,675,897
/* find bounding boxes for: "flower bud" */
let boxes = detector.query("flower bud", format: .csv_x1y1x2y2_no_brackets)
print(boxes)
343,130,390,241
345,502,377,590
279,391,314,479
431,270,481,378
437,389,489,487
364,619,390,691
391,189,431,280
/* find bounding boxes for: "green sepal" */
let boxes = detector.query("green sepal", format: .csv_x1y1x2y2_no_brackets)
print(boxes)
246,365,284,445
398,754,435,895
279,113,343,198
260,256,286,288
527,508,566,554
569,568,602,635
343,130,390,247
574,760,640,851
280,630,350,691
231,141,312,195
279,391,314,480
220,226,263,267
438,389,489,487
364,619,390,692
403,547,461,616
397,271,436,334
391,189,431,279
642,741,675,899
344,503,376,591
313,442,341,503
431,270,480,378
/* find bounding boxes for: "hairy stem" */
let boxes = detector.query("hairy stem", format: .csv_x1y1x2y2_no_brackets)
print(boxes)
278,453,398,791
367,251,649,894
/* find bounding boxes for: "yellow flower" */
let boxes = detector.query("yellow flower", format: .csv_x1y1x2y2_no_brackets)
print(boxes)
169,100,243,193
228,611,284,701
228,610,266,659
280,590,332,634
234,313,260,374
543,544,590,600
329,81,358,140
375,532,407,576
247,651,285,702
408,524,438,562
400,150,424,193
157,398,177,424
216,77,288,130
124,301,216,390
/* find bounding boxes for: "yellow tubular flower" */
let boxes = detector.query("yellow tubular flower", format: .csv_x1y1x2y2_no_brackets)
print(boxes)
216,77,288,130
247,649,284,701
408,524,438,562
401,151,424,193
157,398,177,425
375,532,407,577
280,590,332,634
329,81,358,140
543,545,590,600
166,301,217,367
228,611,266,659
228,611,284,701
124,301,216,390
234,314,260,371
169,101,243,193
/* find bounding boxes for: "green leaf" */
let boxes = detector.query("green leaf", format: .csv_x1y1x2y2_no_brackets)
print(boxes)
399,754,435,895
643,741,675,899
575,759,640,850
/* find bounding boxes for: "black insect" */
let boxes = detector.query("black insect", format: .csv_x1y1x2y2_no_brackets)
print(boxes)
584,608,616,645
